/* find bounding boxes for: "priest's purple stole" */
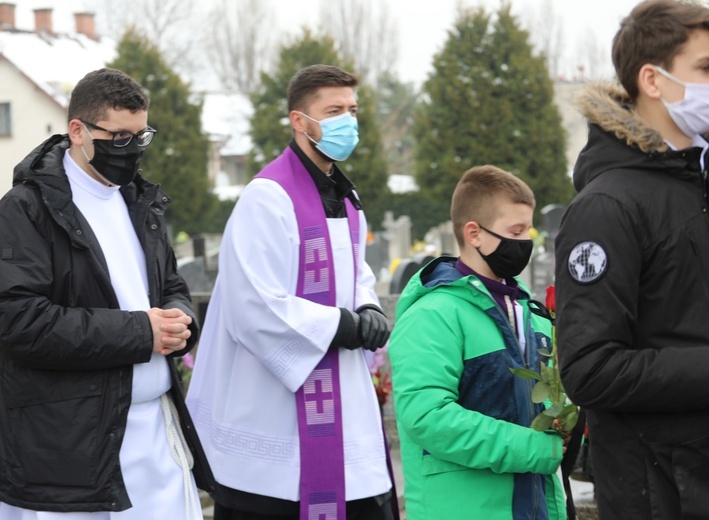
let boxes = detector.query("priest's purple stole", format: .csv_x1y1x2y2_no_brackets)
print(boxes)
256,146,359,520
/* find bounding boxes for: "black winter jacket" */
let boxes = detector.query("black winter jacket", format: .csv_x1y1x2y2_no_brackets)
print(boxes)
0,135,214,512
555,83,709,520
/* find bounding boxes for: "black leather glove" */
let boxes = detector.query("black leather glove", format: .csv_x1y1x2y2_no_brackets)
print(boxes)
356,306,391,352
332,308,361,350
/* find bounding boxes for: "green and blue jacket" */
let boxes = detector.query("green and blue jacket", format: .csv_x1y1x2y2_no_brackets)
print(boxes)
389,256,565,520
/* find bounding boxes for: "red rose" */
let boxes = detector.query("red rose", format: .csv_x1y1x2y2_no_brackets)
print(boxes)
546,286,556,314
511,283,578,432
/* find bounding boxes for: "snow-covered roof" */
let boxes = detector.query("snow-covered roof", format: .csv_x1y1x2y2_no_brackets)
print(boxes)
0,27,115,109
201,92,253,156
388,174,419,194
212,183,244,201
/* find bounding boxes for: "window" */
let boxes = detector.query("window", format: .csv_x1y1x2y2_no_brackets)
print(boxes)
0,103,10,136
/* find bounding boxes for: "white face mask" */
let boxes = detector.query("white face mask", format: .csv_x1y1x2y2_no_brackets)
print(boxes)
656,66,709,137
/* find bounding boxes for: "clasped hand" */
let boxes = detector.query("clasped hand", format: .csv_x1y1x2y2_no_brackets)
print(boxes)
147,307,193,356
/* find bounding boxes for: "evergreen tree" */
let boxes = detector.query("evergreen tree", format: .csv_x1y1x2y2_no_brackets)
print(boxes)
109,28,215,237
247,29,341,174
248,28,391,230
375,72,418,179
375,73,439,241
413,4,573,227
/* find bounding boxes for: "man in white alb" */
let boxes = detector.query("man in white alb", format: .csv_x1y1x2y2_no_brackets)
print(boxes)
0,68,213,519
186,64,396,520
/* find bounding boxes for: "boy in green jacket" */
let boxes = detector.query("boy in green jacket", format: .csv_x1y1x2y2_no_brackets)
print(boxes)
389,165,566,520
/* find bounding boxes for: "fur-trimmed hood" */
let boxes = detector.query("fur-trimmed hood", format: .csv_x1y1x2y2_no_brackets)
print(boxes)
575,82,668,154
571,82,705,192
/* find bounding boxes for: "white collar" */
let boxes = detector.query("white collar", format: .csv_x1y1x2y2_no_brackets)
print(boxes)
63,150,120,201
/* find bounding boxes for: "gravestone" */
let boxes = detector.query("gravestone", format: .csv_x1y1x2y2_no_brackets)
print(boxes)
425,220,459,256
530,203,566,298
541,204,566,253
382,211,412,267
389,258,421,294
530,251,554,300
365,231,389,280
178,257,213,293
176,234,220,294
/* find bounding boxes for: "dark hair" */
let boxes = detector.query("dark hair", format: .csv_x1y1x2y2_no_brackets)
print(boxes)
450,165,535,248
67,68,150,123
286,64,358,112
612,0,709,101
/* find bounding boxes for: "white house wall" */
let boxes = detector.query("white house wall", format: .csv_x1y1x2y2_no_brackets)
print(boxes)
0,59,68,196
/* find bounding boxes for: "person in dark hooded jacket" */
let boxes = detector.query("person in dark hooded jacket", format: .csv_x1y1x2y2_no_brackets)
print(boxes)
0,68,213,518
555,1,709,519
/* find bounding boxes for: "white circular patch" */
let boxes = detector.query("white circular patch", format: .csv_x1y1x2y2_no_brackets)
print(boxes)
568,241,608,284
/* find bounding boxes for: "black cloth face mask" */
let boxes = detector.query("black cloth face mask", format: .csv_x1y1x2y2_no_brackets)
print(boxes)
478,225,533,279
88,138,144,186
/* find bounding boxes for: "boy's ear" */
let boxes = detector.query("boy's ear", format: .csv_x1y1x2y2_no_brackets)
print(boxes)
464,221,483,248
637,64,663,101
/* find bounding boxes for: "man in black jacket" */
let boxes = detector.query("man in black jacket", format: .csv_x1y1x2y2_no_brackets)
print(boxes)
555,1,709,519
0,68,212,518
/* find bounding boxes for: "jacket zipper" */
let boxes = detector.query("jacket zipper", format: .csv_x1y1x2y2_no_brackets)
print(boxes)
524,305,540,519
471,282,539,420
470,281,543,517
477,285,526,367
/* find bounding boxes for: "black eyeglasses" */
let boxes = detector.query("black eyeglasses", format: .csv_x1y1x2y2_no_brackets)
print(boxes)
81,120,157,148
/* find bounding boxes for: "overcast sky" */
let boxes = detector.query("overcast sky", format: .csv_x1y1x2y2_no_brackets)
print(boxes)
396,0,643,83
12,0,644,85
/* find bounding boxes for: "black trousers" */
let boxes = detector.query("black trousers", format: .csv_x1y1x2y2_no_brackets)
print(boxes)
213,496,396,520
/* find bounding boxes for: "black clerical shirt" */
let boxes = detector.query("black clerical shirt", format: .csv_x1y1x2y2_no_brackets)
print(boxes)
289,139,362,217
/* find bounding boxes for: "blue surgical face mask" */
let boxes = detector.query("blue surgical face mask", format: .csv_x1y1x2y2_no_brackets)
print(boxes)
299,111,359,162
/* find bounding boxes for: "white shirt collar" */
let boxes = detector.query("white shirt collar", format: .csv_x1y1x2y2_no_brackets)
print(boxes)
63,150,120,201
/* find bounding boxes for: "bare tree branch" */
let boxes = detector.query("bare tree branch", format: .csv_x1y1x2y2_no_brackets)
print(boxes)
205,0,272,96
521,0,565,80
95,0,201,79
320,0,399,87
578,28,609,80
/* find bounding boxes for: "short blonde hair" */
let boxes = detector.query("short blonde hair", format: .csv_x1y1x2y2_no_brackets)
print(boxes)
450,165,535,247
